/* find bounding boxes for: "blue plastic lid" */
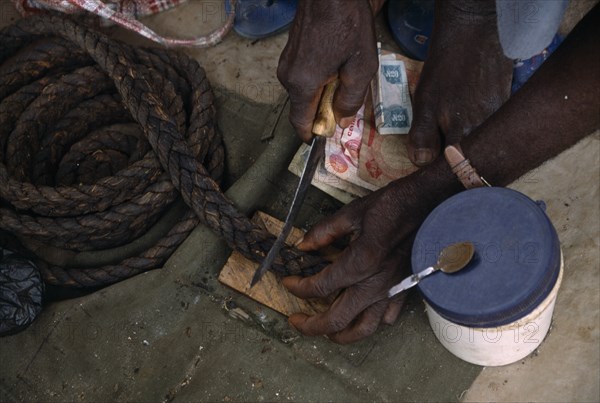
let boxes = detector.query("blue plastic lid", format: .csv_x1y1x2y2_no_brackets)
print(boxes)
411,187,561,327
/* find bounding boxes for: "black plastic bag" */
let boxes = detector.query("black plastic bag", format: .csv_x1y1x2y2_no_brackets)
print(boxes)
0,249,44,336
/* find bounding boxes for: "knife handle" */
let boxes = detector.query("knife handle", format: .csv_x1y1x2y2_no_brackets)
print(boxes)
311,80,338,138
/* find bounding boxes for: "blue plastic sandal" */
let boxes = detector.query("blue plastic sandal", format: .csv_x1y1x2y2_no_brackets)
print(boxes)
225,0,298,40
386,0,435,62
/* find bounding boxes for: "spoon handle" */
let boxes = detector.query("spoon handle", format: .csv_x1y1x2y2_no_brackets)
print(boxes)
388,266,437,298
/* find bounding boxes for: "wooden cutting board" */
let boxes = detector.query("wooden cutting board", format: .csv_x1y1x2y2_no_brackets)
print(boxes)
218,211,330,316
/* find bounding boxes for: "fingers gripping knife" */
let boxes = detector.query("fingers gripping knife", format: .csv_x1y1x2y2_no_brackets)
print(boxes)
250,81,339,287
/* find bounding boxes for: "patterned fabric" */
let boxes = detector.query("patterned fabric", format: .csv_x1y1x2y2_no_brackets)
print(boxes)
13,0,186,18
12,0,236,47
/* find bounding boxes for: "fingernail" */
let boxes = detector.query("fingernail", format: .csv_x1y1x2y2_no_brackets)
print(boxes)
414,148,433,165
339,116,354,128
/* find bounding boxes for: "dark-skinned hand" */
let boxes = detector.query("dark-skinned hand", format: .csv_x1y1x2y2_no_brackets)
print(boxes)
406,0,512,166
277,0,510,342
282,176,429,344
278,1,600,344
277,0,380,143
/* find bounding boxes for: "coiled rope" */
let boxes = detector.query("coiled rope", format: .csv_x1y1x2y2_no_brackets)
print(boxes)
0,15,326,288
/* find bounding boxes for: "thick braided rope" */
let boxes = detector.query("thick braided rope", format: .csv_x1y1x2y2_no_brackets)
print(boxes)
0,15,327,287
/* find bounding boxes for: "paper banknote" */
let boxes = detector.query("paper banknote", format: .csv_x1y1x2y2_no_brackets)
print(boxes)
372,44,413,135
324,105,379,192
288,143,370,204
379,48,423,99
357,112,419,188
289,46,424,198
358,50,424,187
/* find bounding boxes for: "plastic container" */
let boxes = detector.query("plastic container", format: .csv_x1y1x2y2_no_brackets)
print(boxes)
411,187,562,366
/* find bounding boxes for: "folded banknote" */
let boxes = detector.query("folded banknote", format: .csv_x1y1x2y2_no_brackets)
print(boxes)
371,43,413,135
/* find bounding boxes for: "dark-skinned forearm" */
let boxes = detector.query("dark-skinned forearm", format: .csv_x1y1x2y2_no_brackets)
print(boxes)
394,4,599,223
464,4,600,186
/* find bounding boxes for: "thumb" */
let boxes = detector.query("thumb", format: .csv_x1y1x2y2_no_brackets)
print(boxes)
406,106,442,167
332,77,370,129
333,51,378,128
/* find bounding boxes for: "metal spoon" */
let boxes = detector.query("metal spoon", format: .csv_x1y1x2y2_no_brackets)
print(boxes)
388,242,475,298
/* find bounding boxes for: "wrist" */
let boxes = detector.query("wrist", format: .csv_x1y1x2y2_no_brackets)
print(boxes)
372,158,462,249
399,157,464,218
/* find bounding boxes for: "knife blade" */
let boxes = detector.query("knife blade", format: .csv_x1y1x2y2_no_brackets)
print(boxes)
250,81,338,287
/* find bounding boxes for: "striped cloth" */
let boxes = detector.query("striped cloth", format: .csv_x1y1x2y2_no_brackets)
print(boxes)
12,0,236,47
13,0,186,19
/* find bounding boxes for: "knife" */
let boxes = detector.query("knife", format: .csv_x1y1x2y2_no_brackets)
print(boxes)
250,80,338,287
387,269,433,298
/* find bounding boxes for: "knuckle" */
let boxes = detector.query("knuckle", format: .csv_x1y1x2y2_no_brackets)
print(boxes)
332,205,362,231
283,70,321,97
334,92,364,115
337,73,368,98
325,317,348,334
311,278,332,298
346,50,378,82
304,215,343,247
347,245,383,276
354,278,384,303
